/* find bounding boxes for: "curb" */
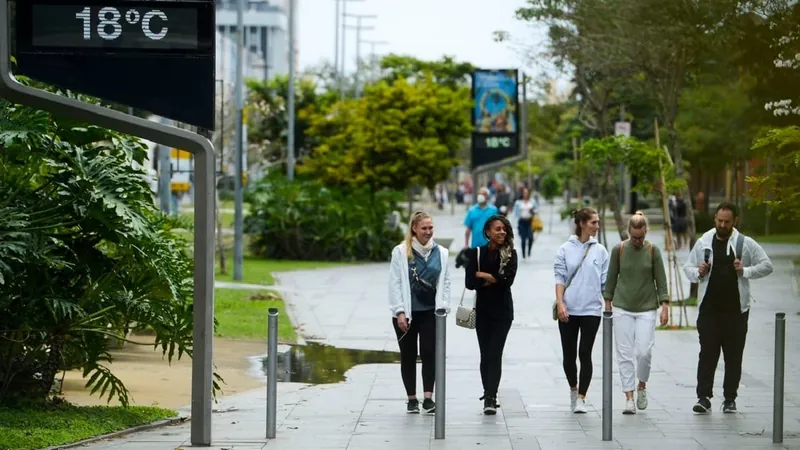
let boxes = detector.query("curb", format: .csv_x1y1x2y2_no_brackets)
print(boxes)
43,416,189,450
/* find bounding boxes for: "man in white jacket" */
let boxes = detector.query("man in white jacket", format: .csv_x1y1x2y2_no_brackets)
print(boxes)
683,201,773,414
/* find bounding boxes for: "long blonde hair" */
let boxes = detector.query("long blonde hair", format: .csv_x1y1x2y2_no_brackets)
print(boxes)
405,211,432,259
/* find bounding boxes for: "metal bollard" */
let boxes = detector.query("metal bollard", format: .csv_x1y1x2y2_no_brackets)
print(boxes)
602,311,613,442
266,308,279,439
773,312,786,444
434,308,447,440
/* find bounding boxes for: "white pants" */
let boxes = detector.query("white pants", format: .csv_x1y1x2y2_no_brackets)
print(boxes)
613,307,657,392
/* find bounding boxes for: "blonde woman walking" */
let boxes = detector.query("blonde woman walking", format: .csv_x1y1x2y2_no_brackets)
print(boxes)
603,212,669,414
388,211,451,414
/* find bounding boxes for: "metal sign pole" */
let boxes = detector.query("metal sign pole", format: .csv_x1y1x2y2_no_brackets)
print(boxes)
266,308,279,438
0,2,216,444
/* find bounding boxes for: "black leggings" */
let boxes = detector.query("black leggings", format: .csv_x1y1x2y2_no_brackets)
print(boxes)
392,309,436,396
558,315,601,396
476,316,513,398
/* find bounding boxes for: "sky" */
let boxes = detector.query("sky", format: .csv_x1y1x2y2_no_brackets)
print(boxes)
296,0,570,96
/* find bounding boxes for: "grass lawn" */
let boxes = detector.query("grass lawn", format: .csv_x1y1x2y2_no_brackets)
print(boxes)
179,211,239,229
214,288,297,342
215,257,350,285
0,403,176,450
751,234,800,244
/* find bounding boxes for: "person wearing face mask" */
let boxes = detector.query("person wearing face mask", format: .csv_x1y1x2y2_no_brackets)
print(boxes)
603,212,669,415
463,187,499,249
553,207,609,413
683,201,773,414
465,215,518,414
387,211,451,414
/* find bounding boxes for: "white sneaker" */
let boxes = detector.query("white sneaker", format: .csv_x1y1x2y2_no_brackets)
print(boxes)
570,390,578,411
623,398,636,415
573,398,587,414
636,388,648,410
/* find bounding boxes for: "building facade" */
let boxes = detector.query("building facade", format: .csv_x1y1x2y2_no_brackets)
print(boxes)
215,0,294,85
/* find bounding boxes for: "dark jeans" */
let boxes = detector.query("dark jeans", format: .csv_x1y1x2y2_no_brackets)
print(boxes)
392,309,436,396
476,314,513,398
558,315,601,396
696,310,749,401
518,219,533,258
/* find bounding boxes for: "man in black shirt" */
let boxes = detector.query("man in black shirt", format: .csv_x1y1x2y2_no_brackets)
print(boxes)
683,202,773,414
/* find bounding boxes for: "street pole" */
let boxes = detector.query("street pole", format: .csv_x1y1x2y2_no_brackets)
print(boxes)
334,0,340,78
287,0,296,180
339,0,366,99
344,13,376,98
233,0,245,281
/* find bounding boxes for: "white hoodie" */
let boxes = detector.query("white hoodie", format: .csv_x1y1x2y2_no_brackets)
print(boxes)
682,228,773,313
554,235,609,317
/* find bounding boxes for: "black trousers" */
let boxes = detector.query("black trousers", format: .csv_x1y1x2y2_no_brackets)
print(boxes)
558,315,601,396
392,309,436,396
696,309,749,401
476,314,513,398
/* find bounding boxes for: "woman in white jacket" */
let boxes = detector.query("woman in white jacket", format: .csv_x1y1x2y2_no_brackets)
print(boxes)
388,211,451,414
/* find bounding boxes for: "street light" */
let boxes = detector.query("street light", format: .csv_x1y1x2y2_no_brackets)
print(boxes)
344,13,377,98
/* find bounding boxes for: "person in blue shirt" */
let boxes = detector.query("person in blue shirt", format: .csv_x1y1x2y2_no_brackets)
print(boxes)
464,187,499,248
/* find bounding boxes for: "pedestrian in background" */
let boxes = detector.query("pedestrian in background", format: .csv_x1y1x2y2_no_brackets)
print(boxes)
603,211,669,415
465,215,518,415
463,187,498,248
683,201,773,414
512,187,538,259
553,207,609,413
388,211,452,414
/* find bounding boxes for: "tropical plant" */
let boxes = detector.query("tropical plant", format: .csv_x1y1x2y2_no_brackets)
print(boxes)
244,174,402,261
0,83,216,407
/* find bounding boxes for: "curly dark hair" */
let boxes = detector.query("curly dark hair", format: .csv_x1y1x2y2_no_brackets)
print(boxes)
483,214,515,274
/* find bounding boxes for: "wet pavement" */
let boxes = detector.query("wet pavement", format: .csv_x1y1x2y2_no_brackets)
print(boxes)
79,200,800,449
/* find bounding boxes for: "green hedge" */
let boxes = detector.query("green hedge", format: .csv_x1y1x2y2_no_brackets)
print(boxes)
244,175,403,261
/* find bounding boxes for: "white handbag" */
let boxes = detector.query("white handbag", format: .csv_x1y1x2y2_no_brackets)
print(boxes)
455,247,478,329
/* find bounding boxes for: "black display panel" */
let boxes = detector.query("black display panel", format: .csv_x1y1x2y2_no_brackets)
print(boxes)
470,69,521,169
15,0,215,129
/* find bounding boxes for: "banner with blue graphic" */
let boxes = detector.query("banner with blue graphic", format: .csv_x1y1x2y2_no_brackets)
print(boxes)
471,69,520,169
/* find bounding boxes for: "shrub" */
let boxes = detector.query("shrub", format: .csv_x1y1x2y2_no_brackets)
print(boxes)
244,175,403,261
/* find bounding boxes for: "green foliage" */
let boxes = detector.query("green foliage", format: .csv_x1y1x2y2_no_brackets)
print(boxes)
244,175,403,261
540,171,563,201
0,400,175,450
0,90,216,407
246,74,338,165
379,54,476,88
300,75,471,192
747,126,800,220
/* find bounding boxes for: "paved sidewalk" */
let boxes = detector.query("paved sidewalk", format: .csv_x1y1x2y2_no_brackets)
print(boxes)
80,202,800,449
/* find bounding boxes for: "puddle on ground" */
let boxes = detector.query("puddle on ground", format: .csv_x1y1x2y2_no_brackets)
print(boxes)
261,342,401,384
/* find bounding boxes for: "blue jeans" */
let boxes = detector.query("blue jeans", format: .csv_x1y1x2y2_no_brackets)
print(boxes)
518,219,533,258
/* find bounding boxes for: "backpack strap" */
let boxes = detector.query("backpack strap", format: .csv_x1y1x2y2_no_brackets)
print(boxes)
735,233,745,260
618,240,625,264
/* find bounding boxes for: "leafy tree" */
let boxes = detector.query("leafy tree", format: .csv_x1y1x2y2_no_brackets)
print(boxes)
0,86,217,406
300,75,472,192
379,54,476,88
246,73,338,167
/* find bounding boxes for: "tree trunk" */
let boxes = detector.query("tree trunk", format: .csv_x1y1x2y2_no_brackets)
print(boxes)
38,335,64,399
606,161,627,241
215,177,227,274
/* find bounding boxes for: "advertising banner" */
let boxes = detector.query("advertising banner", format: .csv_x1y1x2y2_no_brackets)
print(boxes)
471,69,520,169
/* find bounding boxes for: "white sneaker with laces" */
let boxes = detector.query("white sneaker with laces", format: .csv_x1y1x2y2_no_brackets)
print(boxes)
573,398,587,414
570,390,578,412
623,398,636,415
637,388,648,410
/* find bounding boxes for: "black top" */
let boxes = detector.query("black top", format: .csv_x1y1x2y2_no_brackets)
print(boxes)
465,245,518,322
701,236,741,314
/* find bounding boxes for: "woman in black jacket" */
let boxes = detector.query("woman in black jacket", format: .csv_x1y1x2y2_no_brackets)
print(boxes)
465,214,518,415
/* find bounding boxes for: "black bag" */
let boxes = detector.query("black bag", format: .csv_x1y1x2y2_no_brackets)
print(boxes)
410,262,437,306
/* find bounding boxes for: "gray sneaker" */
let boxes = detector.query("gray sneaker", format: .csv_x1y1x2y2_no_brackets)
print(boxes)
570,390,578,412
636,388,648,410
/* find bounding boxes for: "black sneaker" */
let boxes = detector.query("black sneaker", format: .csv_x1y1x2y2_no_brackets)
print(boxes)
422,398,435,414
407,399,420,414
722,399,737,413
693,397,711,414
482,396,497,415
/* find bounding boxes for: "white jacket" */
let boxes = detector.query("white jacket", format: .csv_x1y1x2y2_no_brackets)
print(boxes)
388,241,451,322
682,228,773,312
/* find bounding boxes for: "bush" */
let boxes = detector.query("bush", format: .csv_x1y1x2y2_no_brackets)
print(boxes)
244,175,403,261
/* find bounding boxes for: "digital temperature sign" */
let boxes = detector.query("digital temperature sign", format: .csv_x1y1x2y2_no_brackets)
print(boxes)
14,0,215,129
31,5,199,50
470,69,521,169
